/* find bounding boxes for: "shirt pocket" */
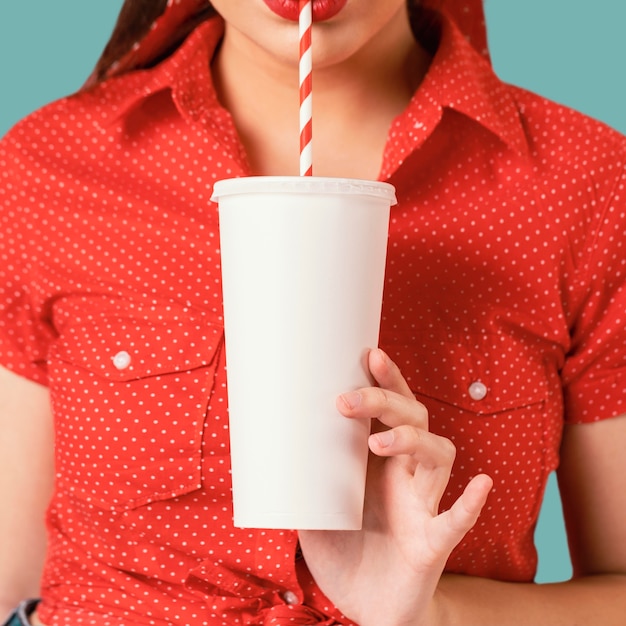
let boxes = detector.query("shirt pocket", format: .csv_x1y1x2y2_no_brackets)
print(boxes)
383,333,558,578
384,332,550,418
382,332,557,507
48,313,224,513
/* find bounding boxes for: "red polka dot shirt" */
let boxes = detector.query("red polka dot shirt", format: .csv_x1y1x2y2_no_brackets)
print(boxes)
1,10,625,626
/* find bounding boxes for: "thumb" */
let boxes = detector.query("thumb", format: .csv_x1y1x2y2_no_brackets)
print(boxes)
429,474,493,555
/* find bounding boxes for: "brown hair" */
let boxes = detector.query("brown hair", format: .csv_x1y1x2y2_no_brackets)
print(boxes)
91,0,216,83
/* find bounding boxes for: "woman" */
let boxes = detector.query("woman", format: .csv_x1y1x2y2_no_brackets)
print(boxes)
1,0,625,624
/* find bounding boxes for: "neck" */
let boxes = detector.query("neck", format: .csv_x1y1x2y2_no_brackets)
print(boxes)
212,8,431,178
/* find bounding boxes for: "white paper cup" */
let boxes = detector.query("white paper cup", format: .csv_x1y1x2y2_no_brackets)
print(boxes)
212,176,396,529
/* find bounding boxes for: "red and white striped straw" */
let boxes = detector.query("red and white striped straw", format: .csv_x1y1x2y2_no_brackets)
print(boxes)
299,0,313,176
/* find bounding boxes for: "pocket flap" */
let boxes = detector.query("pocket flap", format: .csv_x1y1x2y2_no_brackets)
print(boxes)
56,313,223,381
383,332,548,416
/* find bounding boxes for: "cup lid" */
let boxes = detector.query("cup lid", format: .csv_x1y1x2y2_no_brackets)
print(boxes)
211,176,397,205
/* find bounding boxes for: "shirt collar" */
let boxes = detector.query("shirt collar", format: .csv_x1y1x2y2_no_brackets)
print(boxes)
381,7,529,179
81,17,225,129
84,8,528,163
431,8,529,156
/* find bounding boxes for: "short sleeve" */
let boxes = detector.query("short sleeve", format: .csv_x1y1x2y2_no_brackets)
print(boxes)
561,160,626,423
0,123,56,385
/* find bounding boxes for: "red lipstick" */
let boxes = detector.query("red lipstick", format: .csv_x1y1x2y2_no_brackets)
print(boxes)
263,0,349,22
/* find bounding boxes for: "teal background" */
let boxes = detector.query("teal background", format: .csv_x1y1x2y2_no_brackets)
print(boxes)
1,0,625,585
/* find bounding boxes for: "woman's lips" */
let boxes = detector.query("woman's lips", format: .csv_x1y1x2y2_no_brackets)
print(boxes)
262,0,349,22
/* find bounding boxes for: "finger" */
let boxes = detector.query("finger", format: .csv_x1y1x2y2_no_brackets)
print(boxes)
428,474,494,555
369,426,456,471
337,385,428,431
368,348,415,399
370,426,457,510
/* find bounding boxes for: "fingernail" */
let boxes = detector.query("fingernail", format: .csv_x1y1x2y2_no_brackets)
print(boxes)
373,429,395,448
339,391,362,410
374,348,390,366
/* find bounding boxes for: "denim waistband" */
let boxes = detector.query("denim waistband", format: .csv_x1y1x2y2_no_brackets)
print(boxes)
1,600,39,626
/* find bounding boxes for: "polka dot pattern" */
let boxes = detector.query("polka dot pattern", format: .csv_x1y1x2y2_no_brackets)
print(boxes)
0,10,625,626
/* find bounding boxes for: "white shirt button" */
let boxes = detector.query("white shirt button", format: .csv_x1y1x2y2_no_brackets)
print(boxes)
468,381,487,401
283,590,299,605
112,350,132,370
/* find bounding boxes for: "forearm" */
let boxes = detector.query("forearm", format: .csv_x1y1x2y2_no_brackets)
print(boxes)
434,573,626,626
0,366,54,610
0,454,50,604
0,505,50,614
